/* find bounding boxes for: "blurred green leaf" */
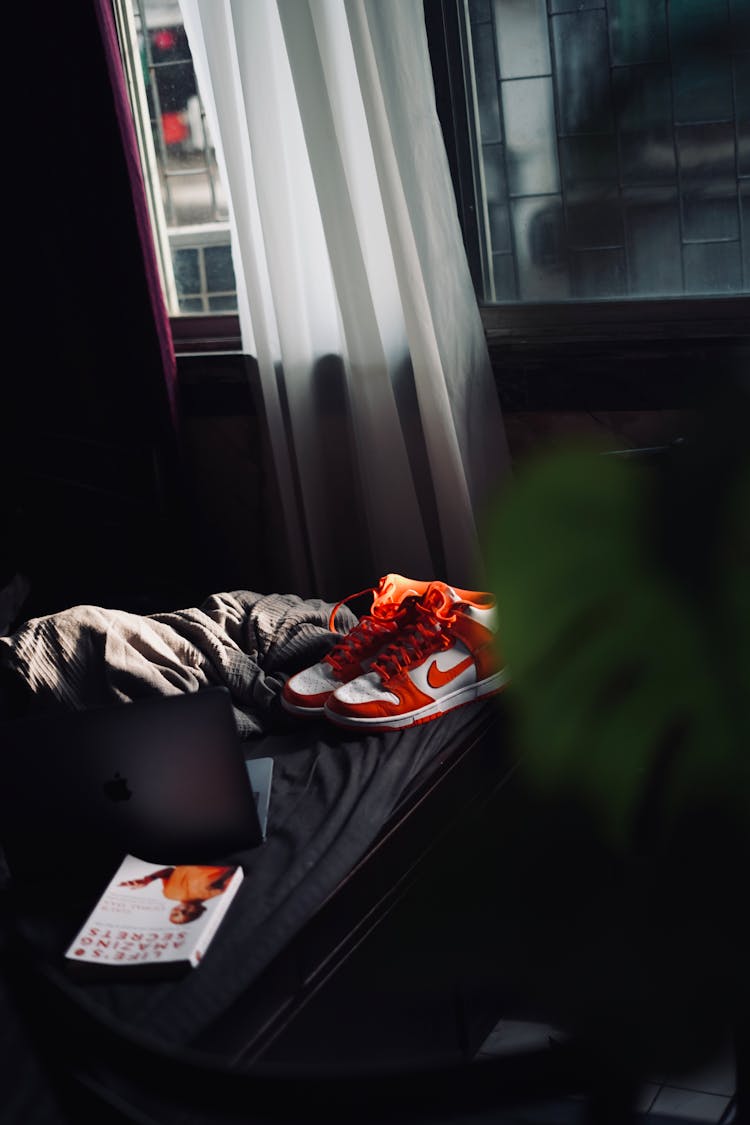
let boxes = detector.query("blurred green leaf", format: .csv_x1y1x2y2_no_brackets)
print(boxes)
483,440,749,852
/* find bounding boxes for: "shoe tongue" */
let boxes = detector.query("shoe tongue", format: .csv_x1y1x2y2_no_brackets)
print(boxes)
422,581,456,615
374,574,420,610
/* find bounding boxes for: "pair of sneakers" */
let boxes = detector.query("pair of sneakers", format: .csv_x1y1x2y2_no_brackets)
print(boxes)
281,573,508,731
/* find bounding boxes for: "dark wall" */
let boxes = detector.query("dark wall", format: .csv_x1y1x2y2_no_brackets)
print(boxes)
177,355,275,599
3,2,198,621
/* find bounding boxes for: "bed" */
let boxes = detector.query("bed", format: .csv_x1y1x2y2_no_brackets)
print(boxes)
0,587,515,1101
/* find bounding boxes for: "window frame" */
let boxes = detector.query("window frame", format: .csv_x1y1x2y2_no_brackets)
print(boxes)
171,313,242,355
423,0,750,397
174,1,750,393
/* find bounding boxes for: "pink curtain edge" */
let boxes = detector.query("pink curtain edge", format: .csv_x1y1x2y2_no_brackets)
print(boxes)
93,0,180,434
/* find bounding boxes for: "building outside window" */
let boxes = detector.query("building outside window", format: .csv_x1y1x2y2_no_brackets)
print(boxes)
454,0,749,304
114,0,238,318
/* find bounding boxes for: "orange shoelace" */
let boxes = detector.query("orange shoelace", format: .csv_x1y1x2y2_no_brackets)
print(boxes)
325,587,416,674
371,590,458,681
327,585,375,633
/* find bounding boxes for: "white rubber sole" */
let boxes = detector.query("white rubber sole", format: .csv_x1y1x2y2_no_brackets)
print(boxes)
323,668,509,731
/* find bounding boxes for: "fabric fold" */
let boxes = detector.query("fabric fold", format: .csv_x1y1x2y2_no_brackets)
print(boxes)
0,591,358,738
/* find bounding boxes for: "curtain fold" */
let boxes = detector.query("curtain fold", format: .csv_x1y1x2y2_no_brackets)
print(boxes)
180,0,511,599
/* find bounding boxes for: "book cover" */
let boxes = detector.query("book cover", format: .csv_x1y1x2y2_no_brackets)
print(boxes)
245,756,273,840
64,854,243,977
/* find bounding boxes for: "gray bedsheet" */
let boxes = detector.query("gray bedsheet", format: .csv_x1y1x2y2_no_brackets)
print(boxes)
1,590,497,1054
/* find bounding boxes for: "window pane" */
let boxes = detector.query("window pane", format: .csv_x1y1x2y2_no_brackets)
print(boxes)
179,297,204,314
566,186,623,249
115,0,238,318
204,245,236,292
560,134,619,186
469,0,492,22
491,252,518,300
669,0,733,124
677,122,738,241
672,54,733,125
682,190,739,243
550,0,604,11
730,0,750,46
511,196,570,300
482,143,513,252
613,65,675,184
608,0,668,66
473,21,503,143
502,77,559,196
624,188,682,295
571,248,627,298
736,56,750,178
677,122,736,181
742,186,750,283
683,240,743,294
461,0,749,302
173,247,200,296
740,122,750,179
494,0,551,80
208,295,239,313
551,10,613,135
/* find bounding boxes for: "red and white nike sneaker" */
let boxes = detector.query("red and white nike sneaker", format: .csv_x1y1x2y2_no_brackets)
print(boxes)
323,581,507,730
281,574,432,716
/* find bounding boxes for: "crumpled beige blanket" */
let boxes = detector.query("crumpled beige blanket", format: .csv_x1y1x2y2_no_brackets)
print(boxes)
0,590,357,737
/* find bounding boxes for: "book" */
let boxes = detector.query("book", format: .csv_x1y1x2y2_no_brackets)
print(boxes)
245,756,273,840
64,854,244,978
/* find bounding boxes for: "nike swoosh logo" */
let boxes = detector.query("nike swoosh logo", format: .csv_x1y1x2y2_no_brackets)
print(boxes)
427,655,474,689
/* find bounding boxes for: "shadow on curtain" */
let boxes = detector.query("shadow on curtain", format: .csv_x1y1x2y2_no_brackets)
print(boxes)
179,0,512,600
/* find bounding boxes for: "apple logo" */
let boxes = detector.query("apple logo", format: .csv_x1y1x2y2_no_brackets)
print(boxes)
103,771,133,802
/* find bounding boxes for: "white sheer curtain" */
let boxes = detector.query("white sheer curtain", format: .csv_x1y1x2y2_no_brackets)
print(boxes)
179,0,511,600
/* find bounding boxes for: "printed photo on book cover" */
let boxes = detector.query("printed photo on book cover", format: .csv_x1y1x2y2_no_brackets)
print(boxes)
66,856,243,966
118,863,238,924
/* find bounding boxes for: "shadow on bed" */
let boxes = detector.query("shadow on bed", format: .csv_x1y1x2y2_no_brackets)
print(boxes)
2,911,632,1125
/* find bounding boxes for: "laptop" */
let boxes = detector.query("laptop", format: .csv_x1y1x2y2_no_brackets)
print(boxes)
0,687,265,890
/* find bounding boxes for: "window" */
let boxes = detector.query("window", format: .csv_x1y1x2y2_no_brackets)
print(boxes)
113,0,239,324
114,0,748,366
429,0,749,307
